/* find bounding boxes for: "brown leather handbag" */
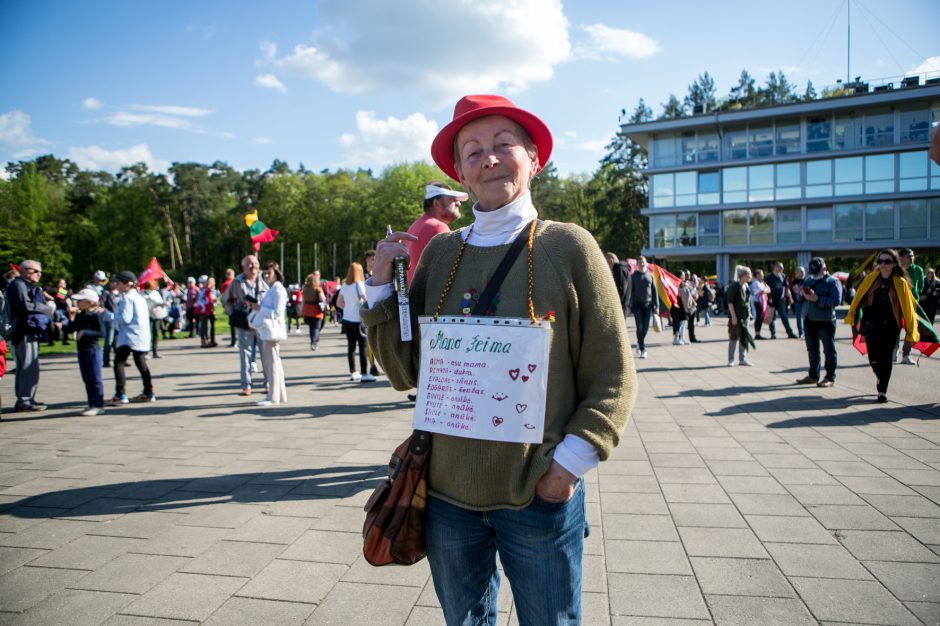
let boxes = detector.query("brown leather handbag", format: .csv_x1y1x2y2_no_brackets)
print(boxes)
362,430,431,566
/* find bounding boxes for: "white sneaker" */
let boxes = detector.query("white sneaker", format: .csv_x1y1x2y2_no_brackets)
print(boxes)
678,339,688,345
901,356,916,365
361,374,377,382
350,372,361,382
81,406,103,416
639,350,647,359
250,362,258,373
728,361,735,367
256,400,273,407
739,359,754,367
672,338,680,345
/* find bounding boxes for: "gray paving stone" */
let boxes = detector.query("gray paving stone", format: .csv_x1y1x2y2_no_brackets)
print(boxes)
904,601,940,626
653,468,717,484
203,596,315,625
864,561,940,602
0,506,68,533
839,529,940,562
678,527,768,558
716,475,787,494
260,497,337,518
604,540,691,575
659,484,730,504
120,572,247,622
341,554,432,588
133,524,229,557
808,504,900,530
751,454,818,469
705,595,816,626
607,574,709,619
893,516,940,544
177,502,261,529
647,453,705,468
704,460,769,476
765,542,873,579
728,493,810,517
88,511,187,539
862,493,940,517
0,566,86,613
8,589,135,626
236,559,346,603
838,475,919,495
71,553,189,594
0,546,46,575
610,618,711,626
308,581,422,625
745,515,837,544
0,518,98,549
30,535,146,570
180,539,283,577
601,460,655,476
601,492,669,515
225,512,311,544
690,557,794,597
602,514,679,541
312,503,369,532
667,503,747,528
790,576,920,625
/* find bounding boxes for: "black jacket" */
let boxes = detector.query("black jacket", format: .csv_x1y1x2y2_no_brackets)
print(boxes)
64,311,104,351
611,262,630,315
6,277,53,344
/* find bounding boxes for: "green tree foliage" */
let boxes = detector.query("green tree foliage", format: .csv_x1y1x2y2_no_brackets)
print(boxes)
684,72,717,113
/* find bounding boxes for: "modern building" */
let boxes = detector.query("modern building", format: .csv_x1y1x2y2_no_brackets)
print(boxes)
620,80,940,282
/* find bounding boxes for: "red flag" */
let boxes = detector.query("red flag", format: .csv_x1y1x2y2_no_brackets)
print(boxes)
138,258,171,287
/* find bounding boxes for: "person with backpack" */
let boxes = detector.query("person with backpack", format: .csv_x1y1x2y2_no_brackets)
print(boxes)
5,260,56,412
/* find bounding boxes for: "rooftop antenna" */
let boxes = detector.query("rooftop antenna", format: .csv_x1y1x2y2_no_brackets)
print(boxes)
846,0,851,84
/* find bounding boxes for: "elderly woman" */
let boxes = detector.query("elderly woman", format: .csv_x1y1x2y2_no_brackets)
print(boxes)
726,265,755,367
362,95,636,625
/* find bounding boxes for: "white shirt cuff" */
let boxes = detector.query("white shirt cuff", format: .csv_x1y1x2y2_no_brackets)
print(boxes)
364,278,394,309
552,434,600,478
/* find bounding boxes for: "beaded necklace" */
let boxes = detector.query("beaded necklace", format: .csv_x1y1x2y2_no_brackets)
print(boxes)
433,219,538,324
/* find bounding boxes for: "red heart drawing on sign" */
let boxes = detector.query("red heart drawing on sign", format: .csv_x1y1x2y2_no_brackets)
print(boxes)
492,416,504,427
528,364,537,373
508,369,520,381
515,403,527,413
521,375,529,382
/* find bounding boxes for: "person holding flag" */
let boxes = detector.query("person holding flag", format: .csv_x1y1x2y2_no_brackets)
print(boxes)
845,248,939,403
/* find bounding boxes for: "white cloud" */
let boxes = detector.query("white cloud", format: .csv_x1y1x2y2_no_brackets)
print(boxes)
252,136,273,144
83,97,104,110
337,110,438,170
128,104,212,117
271,0,570,104
0,110,50,149
256,73,287,93
577,24,660,60
577,138,608,155
67,143,169,173
101,111,194,129
260,40,277,61
909,56,940,78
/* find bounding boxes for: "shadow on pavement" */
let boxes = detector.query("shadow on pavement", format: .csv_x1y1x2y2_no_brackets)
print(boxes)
196,399,412,420
767,402,940,427
705,394,864,417
3,466,385,518
657,385,794,399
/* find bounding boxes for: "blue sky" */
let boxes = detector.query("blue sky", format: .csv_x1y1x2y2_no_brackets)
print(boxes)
1,0,938,180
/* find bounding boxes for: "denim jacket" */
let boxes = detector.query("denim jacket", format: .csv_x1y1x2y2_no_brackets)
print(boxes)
800,274,842,322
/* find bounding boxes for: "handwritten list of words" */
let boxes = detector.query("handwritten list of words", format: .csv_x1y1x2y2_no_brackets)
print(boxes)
414,317,551,444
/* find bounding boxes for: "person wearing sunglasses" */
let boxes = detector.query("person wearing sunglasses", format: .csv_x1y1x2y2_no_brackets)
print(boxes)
5,260,56,411
845,249,921,403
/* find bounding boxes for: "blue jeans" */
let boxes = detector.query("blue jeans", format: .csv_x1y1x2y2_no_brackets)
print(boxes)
804,319,837,381
794,302,804,337
426,479,587,626
768,301,795,338
101,316,114,364
632,304,653,352
78,347,104,408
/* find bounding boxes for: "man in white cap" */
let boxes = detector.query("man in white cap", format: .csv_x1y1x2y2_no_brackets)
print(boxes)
405,182,469,283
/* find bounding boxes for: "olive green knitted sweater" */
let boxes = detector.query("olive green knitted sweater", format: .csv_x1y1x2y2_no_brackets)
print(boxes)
362,221,636,510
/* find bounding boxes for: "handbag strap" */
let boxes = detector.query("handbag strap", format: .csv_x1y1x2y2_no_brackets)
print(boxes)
471,220,537,316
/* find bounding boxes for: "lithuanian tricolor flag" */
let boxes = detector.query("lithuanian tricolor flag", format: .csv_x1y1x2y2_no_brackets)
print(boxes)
650,263,681,313
244,210,279,252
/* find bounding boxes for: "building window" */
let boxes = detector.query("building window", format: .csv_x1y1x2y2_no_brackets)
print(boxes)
899,151,929,191
775,121,800,155
651,173,674,208
775,162,801,200
834,156,863,196
699,213,720,246
834,203,864,242
931,198,940,239
748,165,774,202
932,157,940,190
749,208,774,245
723,210,747,245
864,154,894,194
675,171,696,207
899,106,930,144
723,126,748,161
748,126,774,158
677,213,697,247
652,135,678,168
698,133,719,162
806,160,832,198
723,167,747,203
777,208,801,243
865,202,894,240
899,199,928,240
651,214,676,248
833,115,862,150
864,108,894,147
806,207,832,242
697,171,720,204
807,117,832,152
681,132,697,164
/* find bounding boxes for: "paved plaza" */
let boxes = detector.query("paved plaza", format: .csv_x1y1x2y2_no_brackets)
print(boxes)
1,317,939,625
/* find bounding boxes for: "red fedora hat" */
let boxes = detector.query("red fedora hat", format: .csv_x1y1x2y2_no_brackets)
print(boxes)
431,94,553,182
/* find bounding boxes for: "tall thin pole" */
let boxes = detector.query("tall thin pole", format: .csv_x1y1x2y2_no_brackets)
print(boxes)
847,0,851,83
296,243,301,284
332,243,337,280
348,243,353,268
280,242,284,274
314,243,318,272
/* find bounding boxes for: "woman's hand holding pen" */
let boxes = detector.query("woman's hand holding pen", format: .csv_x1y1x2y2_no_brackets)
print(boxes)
373,227,416,286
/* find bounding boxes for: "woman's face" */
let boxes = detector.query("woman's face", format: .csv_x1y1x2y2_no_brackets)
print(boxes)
877,254,895,279
454,116,539,212
262,269,277,286
739,272,752,284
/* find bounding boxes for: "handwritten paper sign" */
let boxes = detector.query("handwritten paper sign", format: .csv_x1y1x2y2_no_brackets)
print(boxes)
414,316,551,444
